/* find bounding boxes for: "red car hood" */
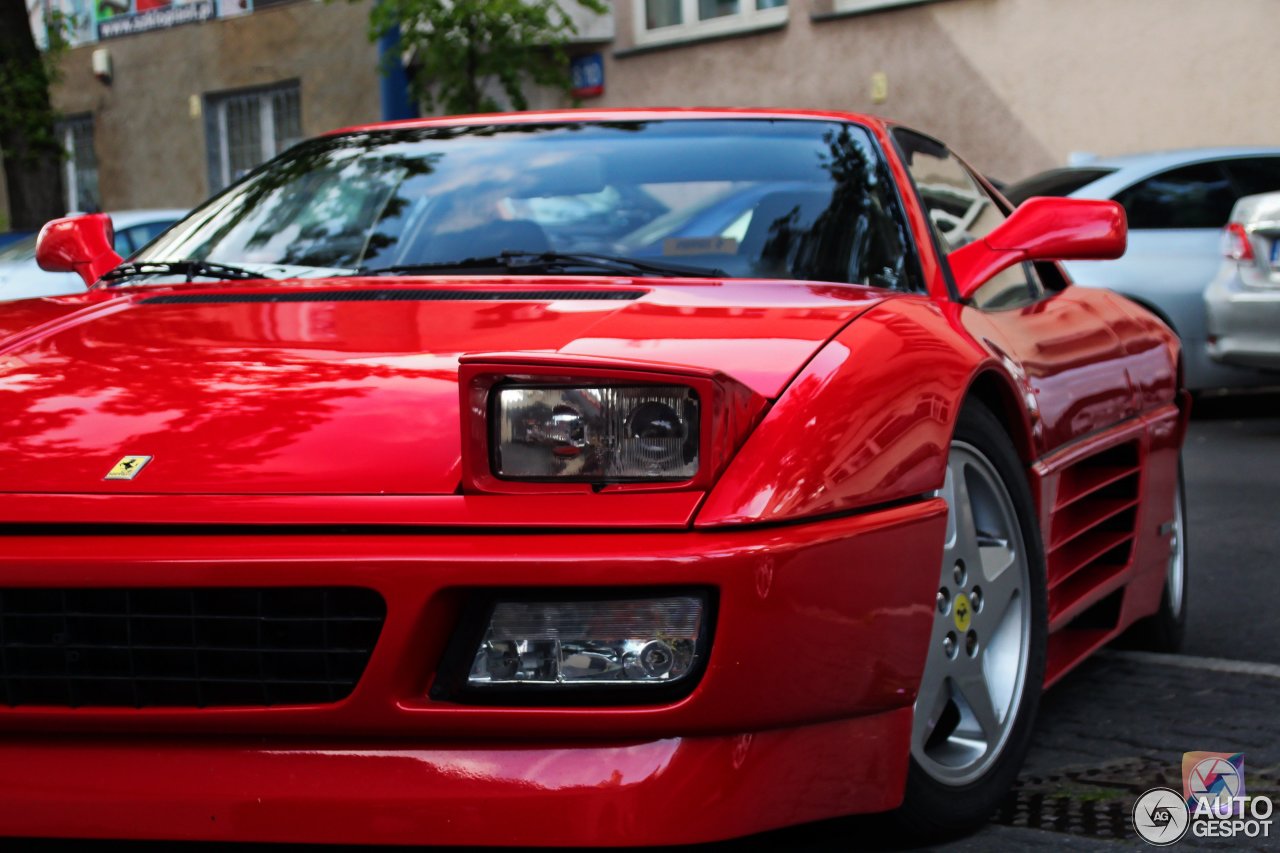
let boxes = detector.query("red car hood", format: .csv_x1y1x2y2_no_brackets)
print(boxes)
0,277,883,495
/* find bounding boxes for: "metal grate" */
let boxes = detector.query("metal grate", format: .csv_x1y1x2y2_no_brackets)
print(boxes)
0,588,385,709
139,289,645,305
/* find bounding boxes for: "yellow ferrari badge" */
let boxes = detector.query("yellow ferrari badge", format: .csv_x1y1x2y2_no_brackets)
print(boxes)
105,455,153,481
953,593,972,633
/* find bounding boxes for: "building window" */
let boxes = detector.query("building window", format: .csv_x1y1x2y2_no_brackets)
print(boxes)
205,82,302,193
830,0,934,14
57,115,100,214
636,0,787,47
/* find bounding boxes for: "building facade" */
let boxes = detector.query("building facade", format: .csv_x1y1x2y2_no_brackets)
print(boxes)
5,0,1277,224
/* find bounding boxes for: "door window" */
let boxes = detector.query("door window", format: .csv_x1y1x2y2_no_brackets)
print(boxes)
1224,157,1280,198
893,128,1044,310
1113,163,1235,229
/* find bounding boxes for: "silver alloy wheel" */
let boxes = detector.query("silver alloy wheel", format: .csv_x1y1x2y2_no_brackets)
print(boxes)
912,440,1033,786
1167,474,1186,617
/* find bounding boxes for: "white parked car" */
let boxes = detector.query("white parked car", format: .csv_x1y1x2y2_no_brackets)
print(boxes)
0,209,185,301
1206,192,1280,371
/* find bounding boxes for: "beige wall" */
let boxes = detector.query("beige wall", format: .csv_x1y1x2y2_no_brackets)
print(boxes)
51,0,381,211
597,0,1280,183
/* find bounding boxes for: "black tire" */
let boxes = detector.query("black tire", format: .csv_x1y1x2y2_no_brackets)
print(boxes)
1120,459,1188,653
891,400,1048,840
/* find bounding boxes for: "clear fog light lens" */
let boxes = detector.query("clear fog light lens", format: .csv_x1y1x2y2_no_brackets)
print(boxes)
467,595,706,687
494,385,699,481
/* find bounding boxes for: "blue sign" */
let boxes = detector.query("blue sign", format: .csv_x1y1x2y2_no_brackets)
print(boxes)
571,53,605,99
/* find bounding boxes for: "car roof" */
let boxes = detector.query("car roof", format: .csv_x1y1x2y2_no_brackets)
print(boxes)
1060,147,1280,199
328,107,892,137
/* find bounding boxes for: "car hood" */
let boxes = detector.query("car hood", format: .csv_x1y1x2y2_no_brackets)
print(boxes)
0,277,883,495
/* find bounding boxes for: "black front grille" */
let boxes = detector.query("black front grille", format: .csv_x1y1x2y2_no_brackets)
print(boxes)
0,588,385,708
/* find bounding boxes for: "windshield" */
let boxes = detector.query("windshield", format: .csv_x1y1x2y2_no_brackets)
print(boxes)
137,119,912,287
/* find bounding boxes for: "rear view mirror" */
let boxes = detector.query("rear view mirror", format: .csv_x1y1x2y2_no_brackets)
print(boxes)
35,213,123,287
949,197,1126,301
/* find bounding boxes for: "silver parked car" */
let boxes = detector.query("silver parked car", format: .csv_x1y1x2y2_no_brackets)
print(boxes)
0,209,185,302
1205,192,1280,371
1006,148,1280,391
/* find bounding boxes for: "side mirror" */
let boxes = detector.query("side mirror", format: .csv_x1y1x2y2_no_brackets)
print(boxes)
948,197,1126,301
35,213,123,287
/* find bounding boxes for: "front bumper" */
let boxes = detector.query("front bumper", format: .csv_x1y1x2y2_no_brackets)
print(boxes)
0,499,944,845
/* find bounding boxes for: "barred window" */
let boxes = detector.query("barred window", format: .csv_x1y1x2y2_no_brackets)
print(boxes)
57,115,100,213
205,82,302,193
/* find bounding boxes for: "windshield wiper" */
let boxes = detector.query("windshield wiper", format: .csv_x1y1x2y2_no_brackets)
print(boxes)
101,259,262,284
359,250,727,279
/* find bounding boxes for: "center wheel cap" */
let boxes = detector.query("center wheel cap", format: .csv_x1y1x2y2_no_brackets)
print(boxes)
953,593,973,632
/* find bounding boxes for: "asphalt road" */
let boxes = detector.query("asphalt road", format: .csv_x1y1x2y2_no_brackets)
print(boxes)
10,397,1280,853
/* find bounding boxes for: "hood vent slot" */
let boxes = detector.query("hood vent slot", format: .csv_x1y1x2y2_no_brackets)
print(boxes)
139,289,644,305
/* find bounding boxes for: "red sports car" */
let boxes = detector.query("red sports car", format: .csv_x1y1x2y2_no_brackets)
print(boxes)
2,109,1186,846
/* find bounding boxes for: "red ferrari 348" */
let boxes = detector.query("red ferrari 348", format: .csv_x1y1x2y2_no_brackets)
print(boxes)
0,110,1186,846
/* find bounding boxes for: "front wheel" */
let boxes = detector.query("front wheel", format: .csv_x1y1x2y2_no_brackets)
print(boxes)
894,402,1048,838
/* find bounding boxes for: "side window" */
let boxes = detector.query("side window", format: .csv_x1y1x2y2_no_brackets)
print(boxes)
1224,158,1280,198
1113,163,1235,229
124,221,173,252
113,230,137,257
892,128,1042,310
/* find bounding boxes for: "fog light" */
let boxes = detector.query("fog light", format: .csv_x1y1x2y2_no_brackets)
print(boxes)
466,595,707,688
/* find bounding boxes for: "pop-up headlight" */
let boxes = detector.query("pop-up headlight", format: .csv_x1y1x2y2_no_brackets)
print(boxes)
493,385,699,482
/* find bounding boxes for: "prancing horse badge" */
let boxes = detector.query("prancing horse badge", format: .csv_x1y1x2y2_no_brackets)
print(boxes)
105,455,153,480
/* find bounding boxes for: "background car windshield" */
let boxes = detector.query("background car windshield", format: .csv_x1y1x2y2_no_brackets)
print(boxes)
138,120,914,288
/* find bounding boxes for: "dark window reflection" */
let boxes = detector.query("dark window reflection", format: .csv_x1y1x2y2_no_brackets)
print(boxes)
1115,163,1236,229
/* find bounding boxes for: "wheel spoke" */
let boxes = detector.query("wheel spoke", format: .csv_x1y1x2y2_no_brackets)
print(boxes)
954,663,1000,739
915,667,953,748
976,532,1016,581
980,546,1022,628
947,460,981,562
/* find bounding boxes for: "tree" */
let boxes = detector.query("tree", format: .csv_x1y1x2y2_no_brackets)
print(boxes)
0,0,69,229
368,0,607,116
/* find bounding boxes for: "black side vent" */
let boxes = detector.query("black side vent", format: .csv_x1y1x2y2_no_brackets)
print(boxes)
0,587,386,708
139,289,645,305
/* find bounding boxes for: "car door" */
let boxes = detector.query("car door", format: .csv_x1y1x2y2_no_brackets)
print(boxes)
892,128,1135,455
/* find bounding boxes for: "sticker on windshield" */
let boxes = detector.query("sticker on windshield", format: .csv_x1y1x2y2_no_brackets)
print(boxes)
663,237,738,256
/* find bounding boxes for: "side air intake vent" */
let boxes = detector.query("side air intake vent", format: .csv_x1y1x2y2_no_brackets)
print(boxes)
1046,440,1141,628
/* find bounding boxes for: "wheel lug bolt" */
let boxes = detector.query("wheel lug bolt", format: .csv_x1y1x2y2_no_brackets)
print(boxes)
944,631,957,659
953,560,967,587
970,586,983,614
936,587,951,615
965,630,979,657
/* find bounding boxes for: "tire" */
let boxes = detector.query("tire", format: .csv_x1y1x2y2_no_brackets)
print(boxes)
1120,459,1188,653
892,400,1048,839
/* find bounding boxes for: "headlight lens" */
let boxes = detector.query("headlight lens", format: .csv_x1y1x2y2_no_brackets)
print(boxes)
466,595,707,688
493,385,699,481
